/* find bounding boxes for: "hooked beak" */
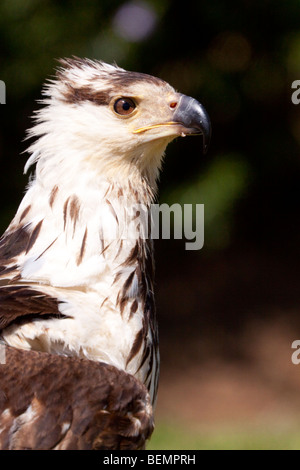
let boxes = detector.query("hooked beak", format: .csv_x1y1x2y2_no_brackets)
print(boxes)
172,94,211,154
133,94,211,154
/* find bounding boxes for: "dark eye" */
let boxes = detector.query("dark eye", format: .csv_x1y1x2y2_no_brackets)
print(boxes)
114,97,136,115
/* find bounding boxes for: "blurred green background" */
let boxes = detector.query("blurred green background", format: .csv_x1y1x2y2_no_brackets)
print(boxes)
1,0,300,450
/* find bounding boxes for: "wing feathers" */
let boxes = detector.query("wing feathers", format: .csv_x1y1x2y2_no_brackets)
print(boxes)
0,346,153,450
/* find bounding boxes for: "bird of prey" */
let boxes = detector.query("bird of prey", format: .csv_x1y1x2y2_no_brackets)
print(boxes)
0,58,211,450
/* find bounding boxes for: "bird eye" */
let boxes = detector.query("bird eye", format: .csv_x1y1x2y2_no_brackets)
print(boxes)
114,97,136,115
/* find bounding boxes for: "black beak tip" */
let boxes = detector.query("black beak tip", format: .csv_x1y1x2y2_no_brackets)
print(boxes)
173,95,212,154
194,102,212,155
203,125,212,155
199,115,211,155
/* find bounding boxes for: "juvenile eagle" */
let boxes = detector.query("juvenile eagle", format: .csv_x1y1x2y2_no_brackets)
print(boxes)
0,58,211,450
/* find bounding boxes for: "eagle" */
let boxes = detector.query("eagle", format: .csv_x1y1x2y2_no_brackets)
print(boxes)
0,58,211,450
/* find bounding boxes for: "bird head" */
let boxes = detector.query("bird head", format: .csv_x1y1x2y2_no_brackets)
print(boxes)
26,58,211,189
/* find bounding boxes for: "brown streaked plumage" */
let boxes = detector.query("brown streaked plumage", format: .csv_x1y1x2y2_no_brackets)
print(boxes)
57,56,165,94
0,286,63,330
0,346,153,450
130,299,138,318
49,185,59,208
60,84,113,106
19,205,31,223
0,226,31,261
105,198,119,225
25,220,43,254
63,195,81,234
126,326,145,367
76,227,88,266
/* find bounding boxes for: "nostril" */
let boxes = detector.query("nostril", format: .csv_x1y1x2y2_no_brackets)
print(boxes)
169,101,177,109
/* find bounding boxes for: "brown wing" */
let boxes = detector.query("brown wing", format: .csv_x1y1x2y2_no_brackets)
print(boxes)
0,346,154,450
